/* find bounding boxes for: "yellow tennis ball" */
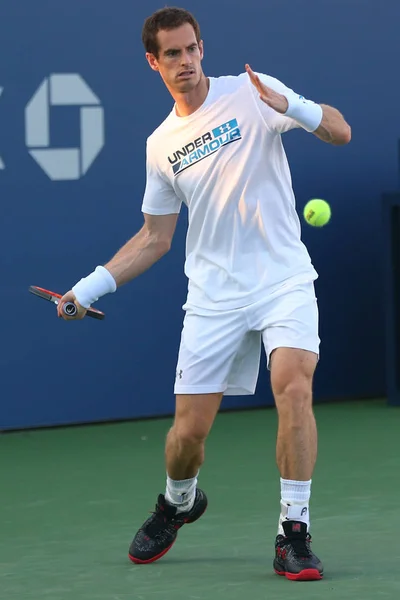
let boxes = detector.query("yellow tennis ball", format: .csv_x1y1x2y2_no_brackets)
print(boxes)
303,199,331,227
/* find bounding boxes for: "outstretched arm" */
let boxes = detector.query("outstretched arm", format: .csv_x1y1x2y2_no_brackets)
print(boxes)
245,64,351,145
104,212,179,287
57,212,179,319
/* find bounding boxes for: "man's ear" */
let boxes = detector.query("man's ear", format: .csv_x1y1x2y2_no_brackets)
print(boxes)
146,52,160,72
199,40,204,61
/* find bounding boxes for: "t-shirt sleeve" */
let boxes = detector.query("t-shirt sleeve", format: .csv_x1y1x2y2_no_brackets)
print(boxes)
251,73,305,134
141,140,182,215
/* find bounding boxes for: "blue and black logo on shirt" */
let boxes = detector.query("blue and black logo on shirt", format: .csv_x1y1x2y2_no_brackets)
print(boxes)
168,119,242,176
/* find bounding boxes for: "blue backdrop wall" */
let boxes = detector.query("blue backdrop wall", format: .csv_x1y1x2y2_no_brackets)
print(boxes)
1,0,399,430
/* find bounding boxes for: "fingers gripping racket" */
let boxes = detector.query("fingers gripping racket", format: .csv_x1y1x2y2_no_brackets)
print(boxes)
29,286,105,320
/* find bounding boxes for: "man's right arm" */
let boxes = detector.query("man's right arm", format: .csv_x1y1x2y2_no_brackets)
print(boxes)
57,136,182,319
57,212,179,319
104,212,179,287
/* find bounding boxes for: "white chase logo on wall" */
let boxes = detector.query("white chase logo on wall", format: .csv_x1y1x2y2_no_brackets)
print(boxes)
25,73,104,181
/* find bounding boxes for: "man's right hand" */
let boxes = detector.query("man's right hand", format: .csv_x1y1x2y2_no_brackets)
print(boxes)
57,290,87,320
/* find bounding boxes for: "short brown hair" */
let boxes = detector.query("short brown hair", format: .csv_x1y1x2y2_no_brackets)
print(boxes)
142,7,201,58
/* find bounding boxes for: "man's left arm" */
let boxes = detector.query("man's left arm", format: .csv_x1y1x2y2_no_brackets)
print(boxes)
312,104,351,145
245,64,351,146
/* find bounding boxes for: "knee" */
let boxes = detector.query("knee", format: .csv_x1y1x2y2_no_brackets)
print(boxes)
171,422,209,449
274,378,313,420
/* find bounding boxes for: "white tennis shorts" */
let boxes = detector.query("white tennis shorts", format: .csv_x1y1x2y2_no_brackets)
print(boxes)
174,281,320,396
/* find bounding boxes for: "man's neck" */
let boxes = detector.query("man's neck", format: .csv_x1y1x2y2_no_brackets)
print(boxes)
172,75,210,117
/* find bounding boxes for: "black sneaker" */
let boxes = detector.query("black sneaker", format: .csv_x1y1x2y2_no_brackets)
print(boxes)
128,489,208,564
273,521,323,581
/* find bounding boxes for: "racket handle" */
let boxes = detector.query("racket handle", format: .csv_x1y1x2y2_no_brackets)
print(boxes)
62,302,78,317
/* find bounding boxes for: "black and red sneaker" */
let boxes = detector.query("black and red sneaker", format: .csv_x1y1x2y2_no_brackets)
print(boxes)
128,489,207,564
273,521,323,581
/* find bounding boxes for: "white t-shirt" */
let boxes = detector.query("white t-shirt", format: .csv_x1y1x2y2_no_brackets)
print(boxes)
141,72,318,310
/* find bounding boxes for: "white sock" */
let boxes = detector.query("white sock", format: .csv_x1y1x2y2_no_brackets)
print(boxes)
278,478,311,535
165,472,198,514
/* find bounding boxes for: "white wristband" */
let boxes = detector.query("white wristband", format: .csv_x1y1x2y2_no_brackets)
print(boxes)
72,265,117,308
284,92,323,132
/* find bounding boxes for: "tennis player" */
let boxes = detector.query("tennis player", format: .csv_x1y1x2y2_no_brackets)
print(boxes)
58,7,351,581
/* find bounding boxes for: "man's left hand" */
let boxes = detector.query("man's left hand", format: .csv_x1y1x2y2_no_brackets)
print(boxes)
245,64,288,114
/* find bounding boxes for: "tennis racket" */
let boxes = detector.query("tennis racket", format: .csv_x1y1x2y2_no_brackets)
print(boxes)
28,285,105,320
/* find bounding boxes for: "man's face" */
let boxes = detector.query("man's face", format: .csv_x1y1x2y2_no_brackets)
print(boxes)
146,23,204,93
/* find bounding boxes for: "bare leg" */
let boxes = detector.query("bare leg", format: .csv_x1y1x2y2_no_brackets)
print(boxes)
128,394,221,564
165,393,222,480
270,348,318,480
269,347,318,534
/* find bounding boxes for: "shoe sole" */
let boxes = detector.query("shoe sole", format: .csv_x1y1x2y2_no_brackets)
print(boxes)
274,568,323,581
129,542,175,565
128,501,208,565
